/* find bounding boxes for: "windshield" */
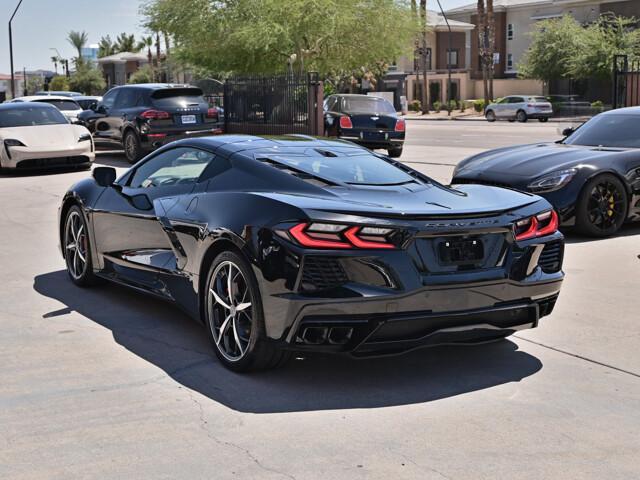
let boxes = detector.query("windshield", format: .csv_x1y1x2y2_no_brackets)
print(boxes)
0,106,68,127
563,114,640,148
37,99,80,111
269,152,416,185
151,88,207,109
342,96,395,114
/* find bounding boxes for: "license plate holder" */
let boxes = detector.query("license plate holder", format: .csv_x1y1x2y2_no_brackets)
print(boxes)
437,238,485,266
181,114,197,124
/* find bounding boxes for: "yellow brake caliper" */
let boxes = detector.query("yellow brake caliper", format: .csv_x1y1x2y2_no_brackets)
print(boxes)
608,195,615,217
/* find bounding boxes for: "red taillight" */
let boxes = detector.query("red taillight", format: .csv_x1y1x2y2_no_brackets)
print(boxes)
395,118,406,132
140,110,171,120
514,210,559,241
206,108,218,119
339,116,353,129
288,223,395,250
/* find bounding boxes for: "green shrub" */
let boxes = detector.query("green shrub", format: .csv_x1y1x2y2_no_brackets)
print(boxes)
49,76,69,91
447,99,457,112
433,100,442,113
591,100,604,107
473,99,485,112
408,99,422,112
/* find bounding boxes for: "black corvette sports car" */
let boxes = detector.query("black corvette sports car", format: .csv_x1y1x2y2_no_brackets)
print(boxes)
58,135,564,371
453,107,640,237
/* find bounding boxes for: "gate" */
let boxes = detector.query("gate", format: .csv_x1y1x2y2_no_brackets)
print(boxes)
223,73,324,136
613,55,640,109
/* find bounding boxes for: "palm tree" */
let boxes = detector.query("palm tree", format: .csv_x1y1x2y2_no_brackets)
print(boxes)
419,0,429,114
67,30,89,66
98,35,115,58
114,33,142,53
51,56,59,74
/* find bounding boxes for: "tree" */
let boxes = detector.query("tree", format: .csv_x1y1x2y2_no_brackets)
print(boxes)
142,0,419,76
51,56,60,74
67,30,89,67
49,75,69,91
477,0,496,104
128,65,155,84
114,33,143,53
419,0,429,114
26,76,44,95
518,16,587,84
68,65,106,95
98,35,115,57
570,14,640,81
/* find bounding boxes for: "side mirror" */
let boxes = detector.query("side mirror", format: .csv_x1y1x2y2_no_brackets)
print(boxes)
93,166,117,187
562,127,574,137
95,104,107,114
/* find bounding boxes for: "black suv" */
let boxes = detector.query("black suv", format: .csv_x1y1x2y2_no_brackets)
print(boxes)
78,83,223,163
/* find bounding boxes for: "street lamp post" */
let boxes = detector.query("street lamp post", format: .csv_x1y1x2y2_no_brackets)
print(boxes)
436,0,453,117
8,0,24,99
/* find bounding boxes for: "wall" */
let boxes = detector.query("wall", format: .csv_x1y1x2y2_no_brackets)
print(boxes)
435,32,467,70
470,78,544,99
605,0,640,17
466,11,507,79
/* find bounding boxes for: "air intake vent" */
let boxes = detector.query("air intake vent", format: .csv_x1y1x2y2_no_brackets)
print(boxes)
301,256,348,291
538,241,564,273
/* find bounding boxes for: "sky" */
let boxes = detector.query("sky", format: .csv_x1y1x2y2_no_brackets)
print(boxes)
0,0,473,74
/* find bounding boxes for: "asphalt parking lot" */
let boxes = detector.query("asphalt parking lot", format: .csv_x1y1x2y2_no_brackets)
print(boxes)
1,120,639,479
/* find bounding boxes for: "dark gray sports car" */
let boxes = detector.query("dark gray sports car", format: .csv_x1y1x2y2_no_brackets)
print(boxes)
453,107,640,237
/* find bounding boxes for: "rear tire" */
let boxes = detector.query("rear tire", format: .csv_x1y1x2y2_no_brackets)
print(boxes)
516,110,528,123
485,110,496,122
387,147,403,158
204,251,291,372
123,130,143,164
575,174,628,237
538,117,549,123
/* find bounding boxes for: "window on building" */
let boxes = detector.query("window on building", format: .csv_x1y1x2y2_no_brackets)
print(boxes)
507,53,513,70
414,47,432,72
446,49,459,68
507,24,514,40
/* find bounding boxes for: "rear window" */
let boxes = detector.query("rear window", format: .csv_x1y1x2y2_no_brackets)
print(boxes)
150,88,207,108
266,152,416,186
531,97,548,103
341,96,395,114
37,99,80,111
0,106,68,127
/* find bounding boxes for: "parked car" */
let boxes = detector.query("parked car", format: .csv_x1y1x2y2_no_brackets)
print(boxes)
324,94,405,157
0,102,93,170
74,95,102,111
452,107,640,237
58,134,564,372
77,83,223,163
7,95,84,123
485,96,553,123
35,90,82,97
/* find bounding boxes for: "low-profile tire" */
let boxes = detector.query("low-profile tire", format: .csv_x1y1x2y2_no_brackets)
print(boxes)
516,110,528,123
387,146,403,158
575,174,628,237
538,117,549,123
63,205,100,287
485,110,496,122
123,130,143,164
204,250,291,372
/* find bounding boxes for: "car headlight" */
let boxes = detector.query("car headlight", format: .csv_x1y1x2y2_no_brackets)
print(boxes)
4,139,26,147
527,168,577,193
78,133,92,142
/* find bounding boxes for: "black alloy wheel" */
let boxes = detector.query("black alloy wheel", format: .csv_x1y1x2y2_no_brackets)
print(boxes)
387,147,403,158
485,110,496,122
124,131,142,164
576,174,628,237
64,206,99,286
205,251,290,372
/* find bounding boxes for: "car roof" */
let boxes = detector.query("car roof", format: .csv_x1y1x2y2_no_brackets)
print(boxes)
111,83,196,91
601,106,640,116
165,134,366,157
13,95,81,103
74,95,102,100
0,101,58,111
35,91,82,96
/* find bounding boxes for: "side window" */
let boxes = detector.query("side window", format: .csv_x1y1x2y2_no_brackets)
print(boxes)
114,88,140,109
498,97,510,104
101,89,119,110
129,147,215,189
325,96,337,112
509,97,523,104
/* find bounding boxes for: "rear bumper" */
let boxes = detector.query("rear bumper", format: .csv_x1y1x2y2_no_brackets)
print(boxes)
141,125,224,150
338,129,405,150
289,295,559,357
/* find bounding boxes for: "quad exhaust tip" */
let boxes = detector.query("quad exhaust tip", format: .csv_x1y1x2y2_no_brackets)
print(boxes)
300,326,353,346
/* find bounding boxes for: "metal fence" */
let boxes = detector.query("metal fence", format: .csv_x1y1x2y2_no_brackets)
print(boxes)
613,55,640,109
223,73,323,136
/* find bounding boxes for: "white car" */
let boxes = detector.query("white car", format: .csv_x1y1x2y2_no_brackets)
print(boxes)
0,102,94,170
8,95,84,123
484,95,553,123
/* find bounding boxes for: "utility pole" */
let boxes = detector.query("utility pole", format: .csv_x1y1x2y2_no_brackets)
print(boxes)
9,0,24,99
